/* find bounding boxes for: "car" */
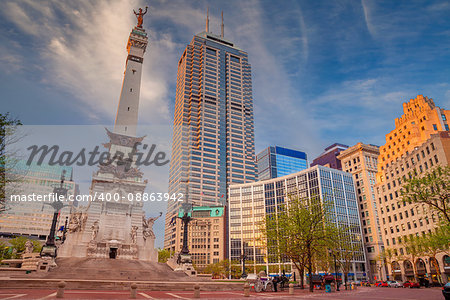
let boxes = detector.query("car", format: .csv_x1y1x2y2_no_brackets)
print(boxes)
403,281,420,288
361,280,371,287
381,281,389,287
375,281,383,287
442,282,450,300
388,280,402,288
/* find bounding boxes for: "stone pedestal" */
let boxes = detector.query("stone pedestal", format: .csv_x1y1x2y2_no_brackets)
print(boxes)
37,256,57,272
167,253,197,277
21,253,40,271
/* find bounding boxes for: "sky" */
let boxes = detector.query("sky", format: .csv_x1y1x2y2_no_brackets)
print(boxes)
1,0,450,247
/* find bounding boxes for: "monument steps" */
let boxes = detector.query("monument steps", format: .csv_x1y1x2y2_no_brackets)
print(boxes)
48,257,192,281
11,257,196,281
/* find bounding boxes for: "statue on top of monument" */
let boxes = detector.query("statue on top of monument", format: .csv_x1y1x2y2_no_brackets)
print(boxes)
133,6,148,28
142,212,162,240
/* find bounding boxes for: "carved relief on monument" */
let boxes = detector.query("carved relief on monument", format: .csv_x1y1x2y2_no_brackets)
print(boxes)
68,210,88,233
130,226,138,244
91,220,99,241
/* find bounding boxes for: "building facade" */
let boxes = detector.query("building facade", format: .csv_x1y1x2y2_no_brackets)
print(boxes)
256,146,308,180
165,21,256,256
338,143,384,281
311,143,348,170
376,132,450,284
375,95,450,284
376,95,450,179
228,165,367,279
0,160,75,240
171,206,226,271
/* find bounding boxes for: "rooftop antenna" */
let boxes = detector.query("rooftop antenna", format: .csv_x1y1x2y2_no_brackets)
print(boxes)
221,11,224,38
206,7,210,33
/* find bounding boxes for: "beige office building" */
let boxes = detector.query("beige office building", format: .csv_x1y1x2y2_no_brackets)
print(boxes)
375,132,450,284
338,143,384,281
169,206,226,271
375,95,450,285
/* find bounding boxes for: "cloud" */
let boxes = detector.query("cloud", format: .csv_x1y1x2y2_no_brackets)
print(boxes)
0,0,174,125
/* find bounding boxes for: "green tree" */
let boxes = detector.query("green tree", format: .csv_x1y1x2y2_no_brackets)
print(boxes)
377,248,394,280
419,225,450,284
0,241,12,261
0,113,23,213
262,194,336,292
331,225,363,289
401,166,450,225
401,235,423,282
9,236,28,253
157,248,173,263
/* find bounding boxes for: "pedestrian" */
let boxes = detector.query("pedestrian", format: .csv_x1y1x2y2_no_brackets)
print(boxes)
273,275,279,292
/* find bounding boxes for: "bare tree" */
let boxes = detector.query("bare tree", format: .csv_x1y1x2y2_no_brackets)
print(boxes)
0,113,23,213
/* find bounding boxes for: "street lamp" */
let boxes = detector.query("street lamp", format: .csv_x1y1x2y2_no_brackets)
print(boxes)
329,249,340,291
40,170,68,257
179,201,193,256
241,253,248,278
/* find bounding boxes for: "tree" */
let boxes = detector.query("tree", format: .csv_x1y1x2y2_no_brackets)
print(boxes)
0,241,12,261
331,225,363,289
157,248,173,263
377,248,394,280
417,225,450,284
401,166,450,225
262,194,336,292
0,113,23,213
401,235,423,282
204,261,223,278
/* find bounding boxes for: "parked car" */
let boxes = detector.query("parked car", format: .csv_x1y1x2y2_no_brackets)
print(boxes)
361,280,371,287
381,281,389,287
375,281,383,287
403,281,420,288
388,281,402,288
442,282,450,300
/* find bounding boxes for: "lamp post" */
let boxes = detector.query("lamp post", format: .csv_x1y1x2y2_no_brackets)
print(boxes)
179,202,193,255
41,170,68,257
329,249,340,291
241,253,248,278
62,216,68,243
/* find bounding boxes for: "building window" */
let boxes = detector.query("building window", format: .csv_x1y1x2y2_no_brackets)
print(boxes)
433,124,438,131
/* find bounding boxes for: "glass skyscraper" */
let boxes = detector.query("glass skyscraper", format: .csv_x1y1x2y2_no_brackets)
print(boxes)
229,165,367,279
257,146,308,180
164,22,256,255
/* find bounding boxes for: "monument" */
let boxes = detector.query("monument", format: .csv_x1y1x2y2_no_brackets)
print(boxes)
59,7,158,262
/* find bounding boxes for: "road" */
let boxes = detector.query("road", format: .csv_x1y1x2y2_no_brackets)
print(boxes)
0,286,444,299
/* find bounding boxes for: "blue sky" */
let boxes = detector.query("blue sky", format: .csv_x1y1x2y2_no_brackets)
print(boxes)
1,0,450,247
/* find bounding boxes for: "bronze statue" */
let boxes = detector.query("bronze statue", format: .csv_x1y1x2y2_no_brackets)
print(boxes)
133,6,148,28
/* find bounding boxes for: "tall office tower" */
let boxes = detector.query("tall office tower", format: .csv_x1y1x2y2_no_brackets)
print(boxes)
311,143,348,170
229,165,367,280
375,95,450,284
0,161,76,240
257,146,308,180
338,143,384,282
165,14,256,256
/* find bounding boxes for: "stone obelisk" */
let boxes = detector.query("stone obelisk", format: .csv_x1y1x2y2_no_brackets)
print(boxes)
59,7,158,262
